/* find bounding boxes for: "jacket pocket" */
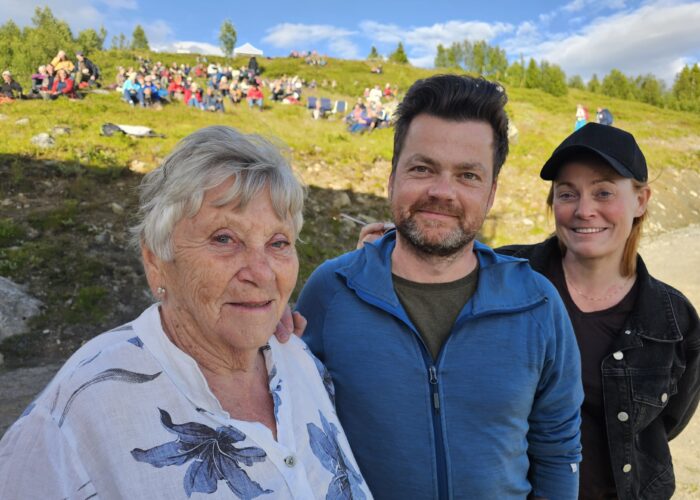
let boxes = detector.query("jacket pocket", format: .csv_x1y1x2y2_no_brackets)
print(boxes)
629,365,683,429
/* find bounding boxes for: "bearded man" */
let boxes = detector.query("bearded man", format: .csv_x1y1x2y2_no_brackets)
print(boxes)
295,75,583,499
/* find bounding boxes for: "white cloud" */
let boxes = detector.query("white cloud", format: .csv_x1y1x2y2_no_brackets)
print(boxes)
361,19,513,67
1,0,103,31
525,1,700,83
263,23,359,58
152,41,223,56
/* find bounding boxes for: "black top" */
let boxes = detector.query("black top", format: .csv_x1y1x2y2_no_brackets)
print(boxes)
546,257,639,499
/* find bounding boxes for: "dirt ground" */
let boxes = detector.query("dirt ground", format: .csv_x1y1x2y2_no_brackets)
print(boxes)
640,225,700,499
1,225,699,498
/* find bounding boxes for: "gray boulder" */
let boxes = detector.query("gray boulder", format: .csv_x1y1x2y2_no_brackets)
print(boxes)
0,277,43,341
30,133,55,149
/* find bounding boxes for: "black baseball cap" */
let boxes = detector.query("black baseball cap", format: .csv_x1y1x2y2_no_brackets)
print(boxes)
540,123,647,182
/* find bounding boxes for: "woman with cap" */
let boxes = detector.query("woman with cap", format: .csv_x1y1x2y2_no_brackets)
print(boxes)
356,122,700,499
500,123,700,499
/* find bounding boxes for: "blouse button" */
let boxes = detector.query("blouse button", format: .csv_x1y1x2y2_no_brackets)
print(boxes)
661,393,668,403
624,329,632,335
617,411,629,422
284,455,296,467
612,351,624,360
622,464,632,473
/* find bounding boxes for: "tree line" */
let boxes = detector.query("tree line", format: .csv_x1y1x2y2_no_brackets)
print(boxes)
430,39,700,112
2,7,698,112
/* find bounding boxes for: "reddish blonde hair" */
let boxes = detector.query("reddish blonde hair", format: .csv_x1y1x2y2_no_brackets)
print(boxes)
546,179,649,277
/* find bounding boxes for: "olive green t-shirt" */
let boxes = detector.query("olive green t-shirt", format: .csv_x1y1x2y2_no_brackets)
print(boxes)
392,265,479,360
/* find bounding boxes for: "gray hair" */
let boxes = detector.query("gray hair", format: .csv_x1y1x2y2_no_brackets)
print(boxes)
131,125,304,260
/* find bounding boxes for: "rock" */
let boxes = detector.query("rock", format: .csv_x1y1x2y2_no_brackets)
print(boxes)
0,277,43,341
15,118,29,126
51,125,71,135
508,122,519,143
128,160,148,174
30,133,55,149
110,202,125,215
26,227,40,240
332,191,352,209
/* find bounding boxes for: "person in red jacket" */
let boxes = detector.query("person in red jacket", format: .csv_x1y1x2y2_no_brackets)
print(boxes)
246,83,264,111
50,69,75,99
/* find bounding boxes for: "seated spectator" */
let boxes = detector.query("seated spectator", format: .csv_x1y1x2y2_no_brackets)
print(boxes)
217,76,230,97
168,74,185,101
113,66,127,91
383,83,393,98
228,81,242,103
75,52,100,88
41,64,56,92
202,87,224,112
370,64,383,74
346,103,372,133
51,50,75,74
368,84,382,105
28,65,47,97
122,72,142,106
186,82,203,109
1,70,23,100
246,82,264,111
49,69,75,99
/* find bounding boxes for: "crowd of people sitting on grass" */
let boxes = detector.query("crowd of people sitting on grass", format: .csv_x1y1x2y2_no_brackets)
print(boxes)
1,50,100,102
113,56,271,112
343,83,399,133
288,49,327,66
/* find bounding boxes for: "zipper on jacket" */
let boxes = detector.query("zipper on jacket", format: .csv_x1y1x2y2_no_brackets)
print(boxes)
428,364,448,498
350,288,452,498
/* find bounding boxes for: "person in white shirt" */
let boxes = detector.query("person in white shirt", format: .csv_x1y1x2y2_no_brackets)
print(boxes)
0,125,372,500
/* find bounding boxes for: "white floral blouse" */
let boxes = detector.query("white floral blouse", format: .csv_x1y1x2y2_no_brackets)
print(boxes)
0,304,371,500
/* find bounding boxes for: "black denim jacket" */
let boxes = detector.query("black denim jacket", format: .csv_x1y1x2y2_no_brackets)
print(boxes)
499,237,700,500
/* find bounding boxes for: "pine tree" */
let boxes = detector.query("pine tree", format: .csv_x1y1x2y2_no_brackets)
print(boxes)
368,45,380,60
388,42,409,64
77,28,105,54
635,74,664,106
131,24,149,50
506,60,525,87
218,20,237,58
587,74,601,93
525,58,540,89
602,69,632,99
540,62,568,96
567,75,585,90
672,64,700,111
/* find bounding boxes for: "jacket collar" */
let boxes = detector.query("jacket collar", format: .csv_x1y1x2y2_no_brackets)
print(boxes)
335,230,548,317
507,236,683,343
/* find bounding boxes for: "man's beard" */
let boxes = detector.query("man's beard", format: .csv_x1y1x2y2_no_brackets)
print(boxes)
393,199,479,258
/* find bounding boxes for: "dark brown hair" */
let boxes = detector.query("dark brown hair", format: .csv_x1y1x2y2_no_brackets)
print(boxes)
392,74,510,178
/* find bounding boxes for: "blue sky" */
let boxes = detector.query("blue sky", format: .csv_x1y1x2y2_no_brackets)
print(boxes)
3,0,700,83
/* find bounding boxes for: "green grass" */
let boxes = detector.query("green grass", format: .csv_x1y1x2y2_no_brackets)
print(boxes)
1,50,700,249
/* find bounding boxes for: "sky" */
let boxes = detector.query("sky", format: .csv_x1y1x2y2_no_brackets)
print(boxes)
3,0,700,84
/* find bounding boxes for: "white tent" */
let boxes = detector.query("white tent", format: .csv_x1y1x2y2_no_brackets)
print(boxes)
234,43,263,57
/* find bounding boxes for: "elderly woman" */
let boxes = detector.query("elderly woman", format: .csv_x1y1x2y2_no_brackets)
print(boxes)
356,123,700,499
0,126,371,499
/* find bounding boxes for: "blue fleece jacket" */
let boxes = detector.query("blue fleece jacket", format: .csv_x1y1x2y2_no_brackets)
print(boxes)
296,232,583,499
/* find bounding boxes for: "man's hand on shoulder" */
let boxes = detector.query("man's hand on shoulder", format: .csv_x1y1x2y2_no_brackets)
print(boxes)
274,305,307,343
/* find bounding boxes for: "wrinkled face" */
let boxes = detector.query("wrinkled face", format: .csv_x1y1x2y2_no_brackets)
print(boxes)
144,181,299,353
390,114,497,257
552,161,649,262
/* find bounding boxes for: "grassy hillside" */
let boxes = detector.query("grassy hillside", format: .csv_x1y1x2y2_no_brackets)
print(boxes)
1,51,700,364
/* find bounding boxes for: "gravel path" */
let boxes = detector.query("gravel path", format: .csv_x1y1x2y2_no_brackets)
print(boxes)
1,226,699,497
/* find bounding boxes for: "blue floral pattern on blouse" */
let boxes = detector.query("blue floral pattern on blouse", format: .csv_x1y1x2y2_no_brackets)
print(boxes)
131,409,272,499
308,411,366,500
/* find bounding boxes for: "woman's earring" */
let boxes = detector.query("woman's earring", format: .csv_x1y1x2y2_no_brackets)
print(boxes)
156,286,165,296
